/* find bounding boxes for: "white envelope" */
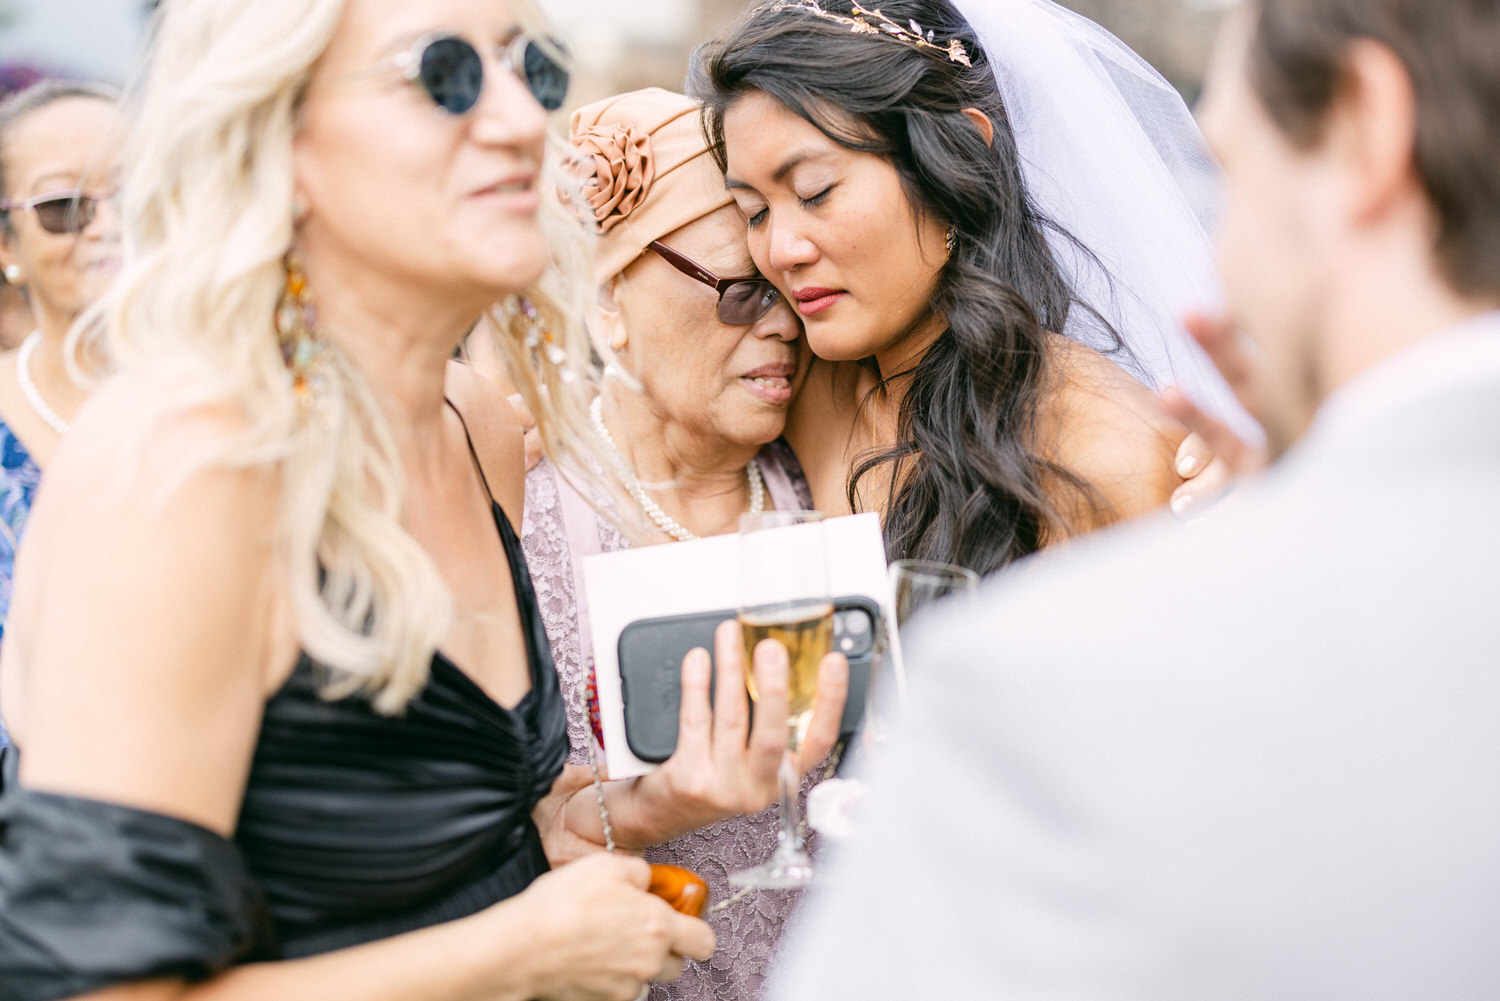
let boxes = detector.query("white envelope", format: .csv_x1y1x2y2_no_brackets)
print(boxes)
582,512,894,779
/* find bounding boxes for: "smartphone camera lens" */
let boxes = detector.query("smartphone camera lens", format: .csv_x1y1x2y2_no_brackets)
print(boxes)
834,608,874,657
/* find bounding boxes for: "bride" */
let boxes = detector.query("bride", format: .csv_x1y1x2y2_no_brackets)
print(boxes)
693,0,1254,574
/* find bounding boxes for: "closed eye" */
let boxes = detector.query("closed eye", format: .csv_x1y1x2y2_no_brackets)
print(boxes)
798,186,832,209
732,194,769,229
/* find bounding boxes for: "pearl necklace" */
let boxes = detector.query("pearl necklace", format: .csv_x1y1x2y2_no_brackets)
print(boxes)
589,395,764,542
17,331,70,436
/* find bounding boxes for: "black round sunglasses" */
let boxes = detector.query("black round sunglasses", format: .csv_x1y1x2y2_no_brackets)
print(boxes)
393,32,570,114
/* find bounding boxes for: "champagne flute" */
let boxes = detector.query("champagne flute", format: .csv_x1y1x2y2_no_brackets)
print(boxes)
731,510,832,889
864,559,980,743
890,558,981,629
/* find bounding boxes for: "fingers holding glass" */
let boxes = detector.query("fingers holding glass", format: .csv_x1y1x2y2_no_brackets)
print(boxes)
731,510,831,889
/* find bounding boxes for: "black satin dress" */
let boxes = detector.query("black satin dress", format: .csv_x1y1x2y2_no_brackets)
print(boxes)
0,501,568,1000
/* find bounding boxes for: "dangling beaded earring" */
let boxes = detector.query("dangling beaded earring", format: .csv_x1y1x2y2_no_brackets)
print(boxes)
501,294,577,384
275,251,329,408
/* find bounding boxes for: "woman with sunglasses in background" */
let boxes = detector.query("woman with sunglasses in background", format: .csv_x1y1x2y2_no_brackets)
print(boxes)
0,1,849,998
522,88,826,1001
0,80,122,662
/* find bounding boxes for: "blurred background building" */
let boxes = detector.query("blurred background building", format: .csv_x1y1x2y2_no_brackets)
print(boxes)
0,0,1230,102
552,0,1234,105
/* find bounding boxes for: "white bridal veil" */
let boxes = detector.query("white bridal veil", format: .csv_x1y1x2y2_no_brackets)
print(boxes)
954,0,1260,440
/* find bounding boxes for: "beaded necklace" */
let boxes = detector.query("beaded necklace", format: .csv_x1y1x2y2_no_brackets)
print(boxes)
589,395,764,542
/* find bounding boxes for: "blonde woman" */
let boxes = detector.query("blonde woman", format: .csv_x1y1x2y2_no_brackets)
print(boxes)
0,0,846,998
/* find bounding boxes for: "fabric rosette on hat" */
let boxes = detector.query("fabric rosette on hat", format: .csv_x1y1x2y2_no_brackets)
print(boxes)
567,88,736,284
572,122,655,234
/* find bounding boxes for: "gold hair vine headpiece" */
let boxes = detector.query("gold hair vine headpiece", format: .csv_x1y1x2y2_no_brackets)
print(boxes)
769,0,972,67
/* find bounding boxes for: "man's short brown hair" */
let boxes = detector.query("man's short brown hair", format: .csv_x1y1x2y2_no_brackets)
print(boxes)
1249,0,1500,300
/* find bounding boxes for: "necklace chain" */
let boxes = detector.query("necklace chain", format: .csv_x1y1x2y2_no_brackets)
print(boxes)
17,331,70,436
589,395,764,542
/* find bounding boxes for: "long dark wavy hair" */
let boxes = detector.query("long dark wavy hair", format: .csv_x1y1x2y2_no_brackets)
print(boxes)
692,0,1122,575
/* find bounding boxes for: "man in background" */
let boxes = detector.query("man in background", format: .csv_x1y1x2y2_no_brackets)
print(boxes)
773,0,1500,996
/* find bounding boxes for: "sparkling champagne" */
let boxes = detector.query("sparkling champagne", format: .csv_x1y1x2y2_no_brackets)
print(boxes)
732,510,827,890
738,601,834,735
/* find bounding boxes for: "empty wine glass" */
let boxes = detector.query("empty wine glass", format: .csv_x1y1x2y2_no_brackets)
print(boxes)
865,559,979,739
890,558,981,629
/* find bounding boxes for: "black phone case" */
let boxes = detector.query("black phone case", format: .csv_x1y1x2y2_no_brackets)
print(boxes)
616,595,880,763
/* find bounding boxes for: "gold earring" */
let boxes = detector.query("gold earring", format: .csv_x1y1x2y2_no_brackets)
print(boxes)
275,251,329,405
944,227,957,257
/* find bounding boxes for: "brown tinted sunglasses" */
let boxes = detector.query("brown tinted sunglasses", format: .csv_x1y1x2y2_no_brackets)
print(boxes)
0,191,107,235
647,241,783,326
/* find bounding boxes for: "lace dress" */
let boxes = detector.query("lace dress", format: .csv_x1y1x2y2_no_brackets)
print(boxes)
522,442,820,1001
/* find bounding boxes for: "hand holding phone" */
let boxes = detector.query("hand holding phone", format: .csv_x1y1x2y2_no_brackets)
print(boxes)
618,597,881,763
610,620,849,847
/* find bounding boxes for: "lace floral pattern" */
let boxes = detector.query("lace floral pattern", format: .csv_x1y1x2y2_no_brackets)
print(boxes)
522,461,601,768
521,444,819,1001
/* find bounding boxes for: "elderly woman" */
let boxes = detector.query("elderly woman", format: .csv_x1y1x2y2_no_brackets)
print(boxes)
523,88,820,1001
0,1,850,998
0,80,123,648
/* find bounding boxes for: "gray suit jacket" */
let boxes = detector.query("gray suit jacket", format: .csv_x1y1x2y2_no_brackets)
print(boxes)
771,364,1500,999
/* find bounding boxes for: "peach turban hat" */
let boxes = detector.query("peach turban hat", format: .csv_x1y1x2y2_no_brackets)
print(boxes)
569,88,736,284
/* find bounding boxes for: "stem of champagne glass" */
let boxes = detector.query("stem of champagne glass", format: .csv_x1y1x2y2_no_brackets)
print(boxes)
773,730,807,862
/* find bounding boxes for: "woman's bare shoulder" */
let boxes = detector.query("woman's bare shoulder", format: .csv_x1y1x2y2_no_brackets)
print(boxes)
1038,334,1187,529
41,372,282,533
18,372,287,661
3,371,291,831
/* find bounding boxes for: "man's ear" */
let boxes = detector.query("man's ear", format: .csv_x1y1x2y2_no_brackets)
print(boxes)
1329,39,1421,229
962,107,995,147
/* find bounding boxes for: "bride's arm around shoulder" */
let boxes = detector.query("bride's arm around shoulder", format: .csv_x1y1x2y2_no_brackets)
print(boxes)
1037,334,1189,539
0,368,294,833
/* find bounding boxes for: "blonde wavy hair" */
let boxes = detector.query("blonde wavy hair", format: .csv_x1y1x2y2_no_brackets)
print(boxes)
102,0,599,714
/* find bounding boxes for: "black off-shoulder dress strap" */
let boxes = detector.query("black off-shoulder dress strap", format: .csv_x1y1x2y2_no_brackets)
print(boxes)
0,750,274,1000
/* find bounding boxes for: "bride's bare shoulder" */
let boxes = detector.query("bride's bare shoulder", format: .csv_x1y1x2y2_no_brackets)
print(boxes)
1037,333,1187,531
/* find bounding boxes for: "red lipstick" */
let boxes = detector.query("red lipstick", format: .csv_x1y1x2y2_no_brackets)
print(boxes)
791,287,845,318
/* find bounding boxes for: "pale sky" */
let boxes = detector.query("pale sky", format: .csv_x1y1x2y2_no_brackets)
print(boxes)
0,0,149,85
